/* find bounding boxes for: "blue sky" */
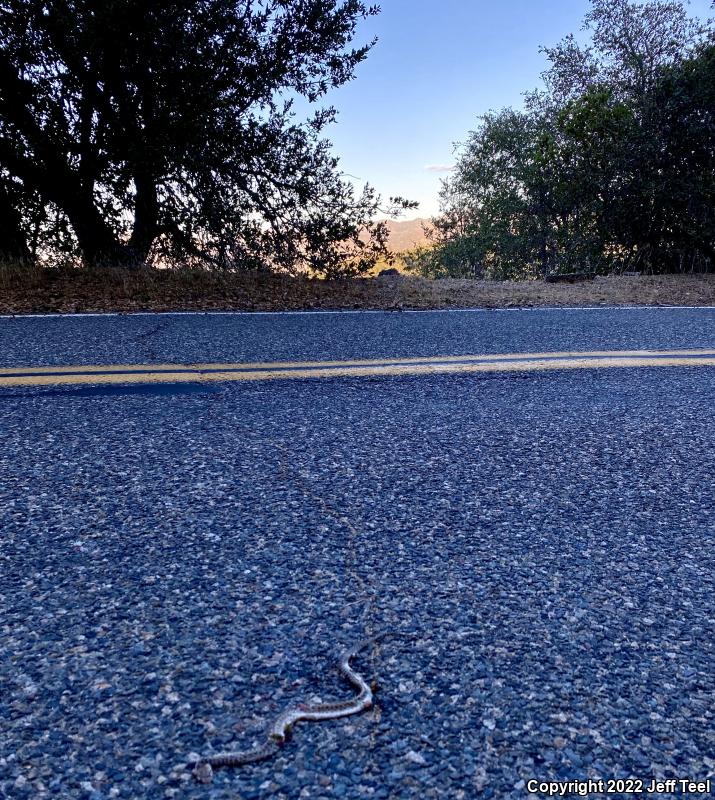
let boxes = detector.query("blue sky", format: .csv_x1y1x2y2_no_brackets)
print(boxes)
313,0,714,219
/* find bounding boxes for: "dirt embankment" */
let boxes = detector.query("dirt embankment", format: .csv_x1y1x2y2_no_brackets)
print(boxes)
0,267,713,315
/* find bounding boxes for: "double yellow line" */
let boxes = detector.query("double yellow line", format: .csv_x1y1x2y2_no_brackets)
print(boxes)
1,349,714,388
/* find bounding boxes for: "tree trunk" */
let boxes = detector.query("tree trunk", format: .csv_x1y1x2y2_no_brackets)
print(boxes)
63,189,150,268
0,179,31,263
126,170,159,265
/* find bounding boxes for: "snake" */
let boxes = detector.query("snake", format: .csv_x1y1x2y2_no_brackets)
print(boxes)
189,636,380,783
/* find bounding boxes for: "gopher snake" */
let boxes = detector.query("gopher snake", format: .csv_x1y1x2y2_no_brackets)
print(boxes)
190,637,379,783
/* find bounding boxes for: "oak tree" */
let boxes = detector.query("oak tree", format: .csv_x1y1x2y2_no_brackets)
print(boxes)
0,1,411,271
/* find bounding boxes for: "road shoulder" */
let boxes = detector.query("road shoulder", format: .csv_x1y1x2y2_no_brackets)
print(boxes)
0,268,713,315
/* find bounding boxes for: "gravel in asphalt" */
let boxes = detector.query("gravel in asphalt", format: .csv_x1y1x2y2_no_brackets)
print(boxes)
1,310,714,799
2,307,715,368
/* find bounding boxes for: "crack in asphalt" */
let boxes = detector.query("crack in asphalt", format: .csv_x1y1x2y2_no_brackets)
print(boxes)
132,316,176,362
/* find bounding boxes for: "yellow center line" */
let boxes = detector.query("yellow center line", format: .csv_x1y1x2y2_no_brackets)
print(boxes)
0,350,714,388
2,348,715,376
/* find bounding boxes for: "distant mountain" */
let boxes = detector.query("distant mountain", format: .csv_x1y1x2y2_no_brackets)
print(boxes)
383,218,433,252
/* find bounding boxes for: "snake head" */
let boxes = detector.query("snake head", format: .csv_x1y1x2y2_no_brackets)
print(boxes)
270,724,292,744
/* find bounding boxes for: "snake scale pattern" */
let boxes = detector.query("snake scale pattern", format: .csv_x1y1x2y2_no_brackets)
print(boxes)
190,637,378,783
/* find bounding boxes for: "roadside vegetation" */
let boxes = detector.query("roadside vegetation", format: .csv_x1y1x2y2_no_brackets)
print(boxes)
1,259,713,314
0,0,713,305
416,0,715,280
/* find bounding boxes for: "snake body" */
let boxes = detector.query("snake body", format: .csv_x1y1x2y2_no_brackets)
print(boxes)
190,638,377,783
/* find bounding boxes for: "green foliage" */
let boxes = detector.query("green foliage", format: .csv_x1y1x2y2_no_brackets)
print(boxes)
432,0,715,279
0,0,414,274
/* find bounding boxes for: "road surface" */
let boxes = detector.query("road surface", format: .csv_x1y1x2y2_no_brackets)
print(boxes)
1,308,714,799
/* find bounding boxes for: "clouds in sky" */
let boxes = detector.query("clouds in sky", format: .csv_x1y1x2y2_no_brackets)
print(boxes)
424,164,455,173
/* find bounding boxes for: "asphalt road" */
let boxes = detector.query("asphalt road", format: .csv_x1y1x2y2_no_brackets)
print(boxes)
1,308,714,800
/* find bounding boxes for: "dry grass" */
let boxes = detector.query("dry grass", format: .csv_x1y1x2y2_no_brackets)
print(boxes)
0,263,713,314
